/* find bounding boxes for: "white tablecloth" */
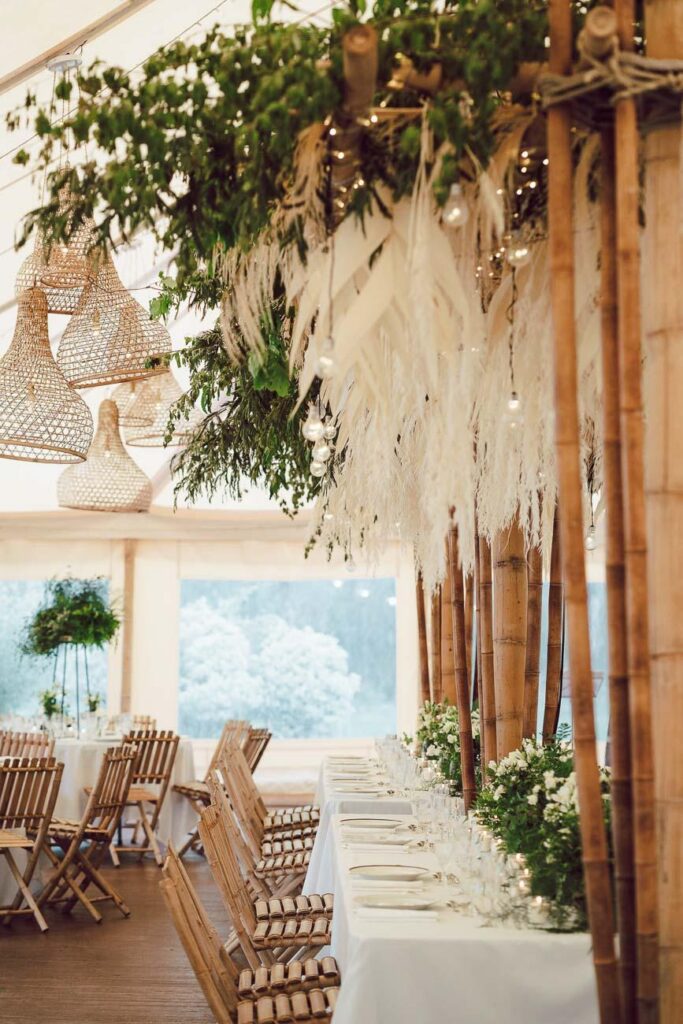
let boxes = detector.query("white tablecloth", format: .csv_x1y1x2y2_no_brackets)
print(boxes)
1,737,197,907
304,760,412,895
322,812,599,1024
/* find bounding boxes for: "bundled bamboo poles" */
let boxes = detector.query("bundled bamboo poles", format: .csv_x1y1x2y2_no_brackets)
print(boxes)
447,522,477,811
430,587,442,702
440,544,456,703
610,2,660,1018
464,574,474,691
523,544,543,739
478,534,497,775
547,1,620,1018
542,505,564,741
643,5,683,1018
600,124,636,1024
416,571,431,705
492,520,528,758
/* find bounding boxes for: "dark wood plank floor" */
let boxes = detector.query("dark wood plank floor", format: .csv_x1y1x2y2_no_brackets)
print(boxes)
0,854,229,1024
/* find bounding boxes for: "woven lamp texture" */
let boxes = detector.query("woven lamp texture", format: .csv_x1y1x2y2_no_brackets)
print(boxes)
56,251,172,388
123,370,203,447
111,380,155,428
15,189,97,315
57,399,152,512
0,288,93,463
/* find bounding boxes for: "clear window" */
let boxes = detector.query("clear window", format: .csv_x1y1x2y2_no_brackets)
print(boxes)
178,578,397,739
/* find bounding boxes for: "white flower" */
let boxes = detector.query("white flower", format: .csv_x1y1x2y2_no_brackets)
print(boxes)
527,792,539,806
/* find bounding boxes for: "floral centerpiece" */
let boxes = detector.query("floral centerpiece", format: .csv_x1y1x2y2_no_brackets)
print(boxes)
475,733,612,929
415,700,480,792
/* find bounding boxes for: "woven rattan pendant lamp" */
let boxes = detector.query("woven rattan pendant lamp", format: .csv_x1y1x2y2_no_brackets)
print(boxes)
0,288,93,463
57,399,152,512
111,380,155,429
56,251,172,388
15,198,97,315
123,369,203,447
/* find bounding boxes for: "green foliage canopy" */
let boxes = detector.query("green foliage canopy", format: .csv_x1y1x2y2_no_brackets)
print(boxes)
21,579,120,657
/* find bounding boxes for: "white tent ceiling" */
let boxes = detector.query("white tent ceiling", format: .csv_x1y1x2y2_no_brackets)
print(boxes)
0,0,331,515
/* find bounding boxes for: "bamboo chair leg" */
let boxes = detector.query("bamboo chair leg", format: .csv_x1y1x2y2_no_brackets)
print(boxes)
177,827,201,860
2,850,49,933
138,803,164,866
109,841,121,868
75,851,131,918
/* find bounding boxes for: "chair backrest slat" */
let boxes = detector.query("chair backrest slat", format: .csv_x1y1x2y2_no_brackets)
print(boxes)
124,730,180,785
0,757,63,832
85,745,137,835
205,720,249,781
0,730,55,760
242,728,271,773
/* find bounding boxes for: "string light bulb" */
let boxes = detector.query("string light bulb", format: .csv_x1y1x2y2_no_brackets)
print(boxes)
585,525,597,551
506,241,531,268
316,336,336,380
310,459,326,478
312,439,332,462
323,422,337,440
302,407,324,442
504,390,524,429
442,182,469,228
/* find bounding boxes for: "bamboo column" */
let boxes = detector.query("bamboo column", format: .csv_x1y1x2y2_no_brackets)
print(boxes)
542,505,564,741
523,544,543,739
430,587,442,703
492,520,528,758
440,543,456,704
464,573,474,691
120,538,136,714
611,3,660,1019
643,5,683,1019
600,122,636,1024
547,2,620,1018
478,534,497,774
447,522,477,811
416,571,431,705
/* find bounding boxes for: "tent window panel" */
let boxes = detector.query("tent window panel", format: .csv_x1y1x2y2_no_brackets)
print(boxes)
0,579,109,719
178,578,397,740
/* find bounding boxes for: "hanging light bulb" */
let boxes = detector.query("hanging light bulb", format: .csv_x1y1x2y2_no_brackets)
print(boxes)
312,439,332,462
323,511,335,522
346,555,356,573
442,182,469,228
506,240,532,268
504,390,524,429
316,335,336,380
310,459,327,478
323,421,337,440
302,407,324,442
585,525,597,551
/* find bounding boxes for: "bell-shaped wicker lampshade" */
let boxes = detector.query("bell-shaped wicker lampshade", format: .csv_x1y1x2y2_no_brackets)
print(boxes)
0,288,93,463
123,370,203,447
56,251,172,388
57,399,152,512
111,380,155,428
15,189,97,315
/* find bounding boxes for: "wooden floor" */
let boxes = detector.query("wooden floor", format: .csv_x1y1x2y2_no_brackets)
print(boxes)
0,854,229,1024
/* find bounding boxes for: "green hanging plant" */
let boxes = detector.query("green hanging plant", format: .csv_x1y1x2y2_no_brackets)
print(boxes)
22,578,120,658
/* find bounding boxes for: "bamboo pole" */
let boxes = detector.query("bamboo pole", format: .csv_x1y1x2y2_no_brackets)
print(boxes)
542,505,565,741
610,3,660,1018
120,538,136,714
643,5,683,1019
547,2,621,1018
447,523,477,811
492,520,528,759
416,571,431,705
430,587,442,703
331,26,378,200
474,533,482,711
440,543,457,704
600,123,637,1024
523,545,543,739
464,572,474,692
478,534,497,773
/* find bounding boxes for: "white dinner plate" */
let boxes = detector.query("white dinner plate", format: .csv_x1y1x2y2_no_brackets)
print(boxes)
355,894,439,911
341,818,403,830
349,864,431,882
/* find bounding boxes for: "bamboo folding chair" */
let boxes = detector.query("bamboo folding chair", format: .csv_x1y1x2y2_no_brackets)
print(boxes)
242,728,272,773
107,730,180,866
173,720,250,859
132,714,157,730
208,770,312,901
199,796,333,969
0,731,55,759
0,757,63,932
37,744,137,923
228,743,319,837
161,845,340,1024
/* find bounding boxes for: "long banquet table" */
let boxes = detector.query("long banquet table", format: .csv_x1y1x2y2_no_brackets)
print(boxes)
303,756,600,1024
